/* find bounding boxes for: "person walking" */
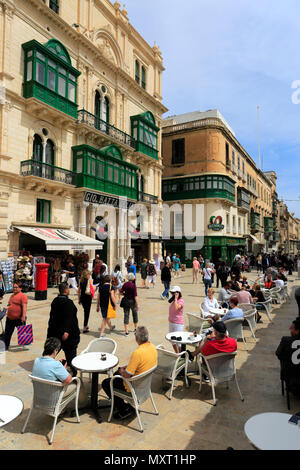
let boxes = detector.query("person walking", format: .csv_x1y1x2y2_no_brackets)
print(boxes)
111,264,124,302
192,257,200,284
96,275,116,338
257,253,262,273
161,261,171,300
77,269,94,333
168,286,184,353
202,263,215,296
173,255,181,279
66,261,78,292
147,260,157,288
140,258,148,289
120,273,139,337
47,282,80,376
3,281,28,350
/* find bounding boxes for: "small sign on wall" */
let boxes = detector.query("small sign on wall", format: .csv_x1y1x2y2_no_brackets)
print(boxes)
208,216,224,231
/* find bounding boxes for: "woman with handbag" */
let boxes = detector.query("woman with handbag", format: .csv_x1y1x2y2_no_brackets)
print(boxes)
111,264,124,303
77,270,95,333
120,273,139,337
96,275,116,338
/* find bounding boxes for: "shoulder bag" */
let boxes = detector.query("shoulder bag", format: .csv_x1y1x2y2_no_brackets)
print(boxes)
107,284,116,319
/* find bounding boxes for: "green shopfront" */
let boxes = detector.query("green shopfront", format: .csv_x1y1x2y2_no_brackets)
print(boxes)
163,236,246,267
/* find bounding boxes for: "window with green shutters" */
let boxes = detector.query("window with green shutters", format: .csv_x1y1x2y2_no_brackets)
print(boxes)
141,66,146,90
49,0,59,13
36,199,51,223
135,60,140,84
22,39,80,118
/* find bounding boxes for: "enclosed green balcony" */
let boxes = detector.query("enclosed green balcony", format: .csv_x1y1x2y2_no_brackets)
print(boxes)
72,144,138,200
22,39,80,119
131,111,159,160
264,217,274,233
162,175,236,202
250,212,261,232
237,187,250,211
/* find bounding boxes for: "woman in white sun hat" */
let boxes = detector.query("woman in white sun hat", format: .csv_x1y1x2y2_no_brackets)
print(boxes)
147,259,157,288
168,286,184,353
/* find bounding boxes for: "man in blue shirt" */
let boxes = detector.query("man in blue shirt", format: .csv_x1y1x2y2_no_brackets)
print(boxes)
32,337,72,384
127,263,137,277
222,297,244,322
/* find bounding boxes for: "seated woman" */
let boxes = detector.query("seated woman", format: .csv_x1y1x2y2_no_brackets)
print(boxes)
241,276,251,290
230,274,242,292
201,288,221,328
251,284,265,323
264,275,274,289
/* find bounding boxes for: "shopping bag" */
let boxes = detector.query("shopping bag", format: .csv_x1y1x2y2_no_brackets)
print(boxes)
17,324,33,346
107,285,116,319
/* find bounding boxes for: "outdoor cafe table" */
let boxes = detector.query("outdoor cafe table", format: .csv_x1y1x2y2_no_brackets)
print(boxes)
0,395,23,427
244,412,300,450
72,352,118,424
165,331,203,352
208,307,228,316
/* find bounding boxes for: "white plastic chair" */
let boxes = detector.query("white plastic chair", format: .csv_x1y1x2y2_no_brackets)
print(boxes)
21,374,80,445
282,283,290,302
270,287,283,304
238,303,255,314
197,352,244,406
155,345,189,399
80,338,117,380
108,365,158,432
255,298,273,322
186,312,205,334
223,318,248,351
243,309,257,342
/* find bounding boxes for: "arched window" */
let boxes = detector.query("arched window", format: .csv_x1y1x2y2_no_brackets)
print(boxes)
135,60,140,84
45,139,54,165
33,134,43,161
103,96,110,124
141,66,146,90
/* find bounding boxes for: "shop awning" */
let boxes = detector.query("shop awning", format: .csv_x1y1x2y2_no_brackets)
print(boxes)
14,226,103,251
248,234,262,245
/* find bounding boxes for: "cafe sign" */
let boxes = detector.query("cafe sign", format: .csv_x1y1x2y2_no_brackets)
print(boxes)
208,216,224,231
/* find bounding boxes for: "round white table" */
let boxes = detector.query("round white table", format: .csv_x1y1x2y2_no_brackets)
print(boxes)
165,331,203,351
0,395,23,427
72,352,119,423
208,307,228,316
244,412,300,450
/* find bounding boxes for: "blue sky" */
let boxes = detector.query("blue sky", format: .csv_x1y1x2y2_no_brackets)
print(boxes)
126,0,300,216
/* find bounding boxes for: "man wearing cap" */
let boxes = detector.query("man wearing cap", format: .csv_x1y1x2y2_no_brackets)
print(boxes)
188,321,237,362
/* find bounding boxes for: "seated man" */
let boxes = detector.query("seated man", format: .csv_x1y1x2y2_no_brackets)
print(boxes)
236,286,253,305
218,281,232,307
32,337,72,385
222,297,244,322
276,319,300,394
187,321,237,371
230,275,241,292
102,326,157,420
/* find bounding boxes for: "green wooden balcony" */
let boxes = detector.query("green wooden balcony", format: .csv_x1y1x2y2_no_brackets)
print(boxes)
264,217,274,233
250,212,261,232
21,159,74,185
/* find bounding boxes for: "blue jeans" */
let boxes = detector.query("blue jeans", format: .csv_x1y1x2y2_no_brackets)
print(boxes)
162,281,170,298
204,279,212,296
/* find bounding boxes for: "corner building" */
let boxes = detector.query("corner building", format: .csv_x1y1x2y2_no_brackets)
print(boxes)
161,110,276,266
0,0,166,267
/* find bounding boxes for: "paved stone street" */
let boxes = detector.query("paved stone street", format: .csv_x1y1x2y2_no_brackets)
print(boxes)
0,269,299,450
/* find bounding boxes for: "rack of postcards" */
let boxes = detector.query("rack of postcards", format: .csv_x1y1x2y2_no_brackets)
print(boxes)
0,257,17,293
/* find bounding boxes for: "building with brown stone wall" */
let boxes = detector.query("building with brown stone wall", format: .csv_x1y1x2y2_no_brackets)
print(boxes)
161,110,277,265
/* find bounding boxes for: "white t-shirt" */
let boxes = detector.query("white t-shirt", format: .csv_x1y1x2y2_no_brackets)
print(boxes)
275,279,284,288
202,297,219,315
203,268,213,280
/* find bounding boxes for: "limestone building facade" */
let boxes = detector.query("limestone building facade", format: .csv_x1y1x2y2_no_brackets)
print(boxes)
0,0,167,267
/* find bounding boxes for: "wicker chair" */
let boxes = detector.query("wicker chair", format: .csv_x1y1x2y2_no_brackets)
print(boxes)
255,298,273,322
22,374,80,445
223,318,248,351
186,312,206,335
80,338,117,380
155,345,189,399
243,309,257,342
108,366,158,432
197,352,244,405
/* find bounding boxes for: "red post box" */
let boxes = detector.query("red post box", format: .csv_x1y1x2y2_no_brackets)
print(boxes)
35,263,50,300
